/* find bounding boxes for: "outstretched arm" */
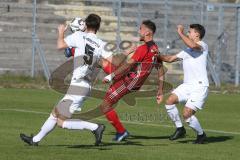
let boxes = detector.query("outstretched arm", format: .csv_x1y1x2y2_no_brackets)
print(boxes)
104,43,137,67
57,24,68,50
156,62,164,104
177,25,202,51
103,58,136,83
158,54,181,63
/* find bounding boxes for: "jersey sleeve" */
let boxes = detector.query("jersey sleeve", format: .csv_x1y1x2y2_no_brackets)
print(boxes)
131,46,145,62
64,32,80,48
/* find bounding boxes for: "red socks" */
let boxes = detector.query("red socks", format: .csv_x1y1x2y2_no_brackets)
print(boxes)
105,110,125,133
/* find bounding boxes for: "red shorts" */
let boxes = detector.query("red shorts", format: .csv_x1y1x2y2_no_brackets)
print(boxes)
104,78,131,105
103,70,144,105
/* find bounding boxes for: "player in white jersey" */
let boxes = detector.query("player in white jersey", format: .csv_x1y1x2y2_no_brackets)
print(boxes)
159,24,208,144
20,14,116,146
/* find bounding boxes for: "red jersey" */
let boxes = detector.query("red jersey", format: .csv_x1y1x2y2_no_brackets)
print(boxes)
124,41,158,90
104,41,159,105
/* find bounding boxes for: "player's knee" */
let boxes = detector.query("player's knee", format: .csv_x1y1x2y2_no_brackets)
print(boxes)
165,98,171,105
57,118,64,128
55,99,74,119
51,108,58,118
183,112,190,120
166,96,175,105
166,93,179,105
100,100,112,113
183,109,192,120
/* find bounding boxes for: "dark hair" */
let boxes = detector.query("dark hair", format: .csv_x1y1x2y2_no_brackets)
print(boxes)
190,24,205,39
85,14,101,32
142,20,156,34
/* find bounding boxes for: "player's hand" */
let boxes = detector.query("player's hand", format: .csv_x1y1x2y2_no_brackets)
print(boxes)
58,24,68,34
177,25,184,35
103,73,115,83
156,94,163,104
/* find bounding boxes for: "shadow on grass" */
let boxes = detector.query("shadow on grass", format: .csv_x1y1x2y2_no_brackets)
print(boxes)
206,136,234,143
178,136,234,144
105,132,170,140
44,144,109,150
68,140,145,149
128,134,170,140
44,140,144,150
43,132,172,149
45,137,169,149
68,140,169,148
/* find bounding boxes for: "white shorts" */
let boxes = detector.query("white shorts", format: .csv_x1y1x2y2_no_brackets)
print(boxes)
172,83,208,111
60,78,91,114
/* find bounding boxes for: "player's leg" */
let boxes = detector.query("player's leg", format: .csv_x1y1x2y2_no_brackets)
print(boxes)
165,84,189,140
102,80,131,141
58,118,105,146
183,87,208,144
183,107,206,144
100,57,129,140
19,106,59,146
20,94,79,146
102,100,129,141
165,93,186,140
20,80,104,146
56,99,100,132
55,98,98,130
24,81,91,145
55,96,105,146
165,94,183,128
32,111,57,142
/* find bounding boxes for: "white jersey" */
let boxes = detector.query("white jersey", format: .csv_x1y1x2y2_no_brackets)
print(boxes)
64,31,112,82
176,41,209,86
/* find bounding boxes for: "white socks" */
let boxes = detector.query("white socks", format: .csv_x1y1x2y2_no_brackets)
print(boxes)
62,120,98,131
33,114,57,143
32,114,99,143
165,104,183,128
185,115,203,135
165,104,204,135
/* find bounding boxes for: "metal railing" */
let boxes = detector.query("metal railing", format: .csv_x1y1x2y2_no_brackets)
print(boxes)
31,0,50,80
9,0,240,85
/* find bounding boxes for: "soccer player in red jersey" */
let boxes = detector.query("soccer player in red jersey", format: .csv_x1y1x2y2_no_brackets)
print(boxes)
101,20,164,141
61,20,164,142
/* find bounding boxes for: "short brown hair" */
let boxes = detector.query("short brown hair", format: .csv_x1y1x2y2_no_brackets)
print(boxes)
85,14,101,32
142,20,156,34
190,24,205,39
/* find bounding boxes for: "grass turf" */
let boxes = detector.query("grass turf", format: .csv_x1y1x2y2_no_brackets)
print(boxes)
0,88,239,160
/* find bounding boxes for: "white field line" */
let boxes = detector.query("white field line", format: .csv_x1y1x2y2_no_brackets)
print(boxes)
1,108,240,136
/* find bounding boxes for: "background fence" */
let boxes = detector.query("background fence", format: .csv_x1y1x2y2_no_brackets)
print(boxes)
0,0,240,86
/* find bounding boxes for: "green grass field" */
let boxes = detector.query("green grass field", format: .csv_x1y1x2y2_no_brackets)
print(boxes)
0,88,240,160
